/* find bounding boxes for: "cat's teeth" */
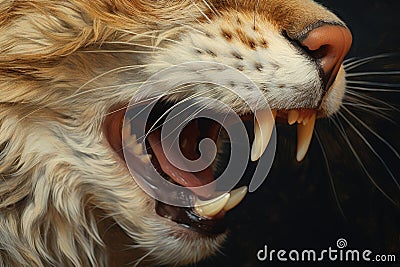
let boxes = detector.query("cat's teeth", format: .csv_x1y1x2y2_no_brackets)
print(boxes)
223,186,248,211
195,193,230,218
139,154,152,164
122,120,131,138
194,187,248,217
131,135,144,155
251,109,276,162
122,130,152,163
296,112,316,162
288,110,299,125
297,114,304,124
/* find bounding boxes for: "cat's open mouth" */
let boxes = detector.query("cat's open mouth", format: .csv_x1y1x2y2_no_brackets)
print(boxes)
104,99,317,235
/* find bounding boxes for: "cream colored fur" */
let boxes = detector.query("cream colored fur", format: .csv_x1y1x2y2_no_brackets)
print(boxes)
0,0,347,266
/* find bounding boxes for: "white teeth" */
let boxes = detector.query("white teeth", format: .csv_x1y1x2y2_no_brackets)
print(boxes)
122,119,131,138
131,135,144,155
124,134,142,155
122,125,152,163
194,187,248,217
223,186,248,211
139,154,152,164
251,109,276,162
195,193,230,218
288,110,299,125
297,114,304,124
296,112,316,162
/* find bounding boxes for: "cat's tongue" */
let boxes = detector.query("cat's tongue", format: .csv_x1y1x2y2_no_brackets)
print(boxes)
147,120,219,198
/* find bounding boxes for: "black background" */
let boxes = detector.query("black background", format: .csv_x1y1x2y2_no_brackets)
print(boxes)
195,1,400,266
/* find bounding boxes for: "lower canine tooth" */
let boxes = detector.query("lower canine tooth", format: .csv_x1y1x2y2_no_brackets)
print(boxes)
296,112,316,162
195,193,230,218
251,109,276,161
224,186,247,211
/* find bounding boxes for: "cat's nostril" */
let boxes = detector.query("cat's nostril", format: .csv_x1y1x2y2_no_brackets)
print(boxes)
300,25,352,92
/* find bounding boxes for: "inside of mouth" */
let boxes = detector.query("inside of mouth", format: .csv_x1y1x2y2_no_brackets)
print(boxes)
143,100,258,199
112,100,249,235
146,117,221,198
105,98,317,235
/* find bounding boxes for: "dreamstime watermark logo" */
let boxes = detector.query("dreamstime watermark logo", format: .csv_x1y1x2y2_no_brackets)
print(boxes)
257,238,397,263
121,61,276,207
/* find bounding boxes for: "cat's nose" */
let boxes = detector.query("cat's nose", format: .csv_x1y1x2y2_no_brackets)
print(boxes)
300,25,352,92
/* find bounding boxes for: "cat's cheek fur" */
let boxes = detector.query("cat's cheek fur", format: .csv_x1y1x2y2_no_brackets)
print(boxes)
0,0,349,266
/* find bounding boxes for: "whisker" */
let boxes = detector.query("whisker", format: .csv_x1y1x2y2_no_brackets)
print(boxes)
16,67,169,122
123,86,215,151
171,22,207,35
117,88,210,154
119,83,202,125
347,80,400,88
115,28,161,40
343,56,359,65
341,106,400,161
343,102,389,111
315,130,346,220
338,109,400,200
191,1,213,23
201,0,221,17
342,103,395,123
345,90,398,112
344,53,395,71
164,95,220,154
141,88,215,141
346,85,400,93
346,71,400,77
79,50,159,54
101,41,167,51
331,114,398,206
343,95,381,110
115,28,186,47
76,65,146,94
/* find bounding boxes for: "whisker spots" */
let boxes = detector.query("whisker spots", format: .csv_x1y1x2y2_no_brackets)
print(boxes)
255,63,263,72
236,65,245,72
221,29,233,41
259,38,269,49
206,50,217,57
231,52,243,60
235,28,257,50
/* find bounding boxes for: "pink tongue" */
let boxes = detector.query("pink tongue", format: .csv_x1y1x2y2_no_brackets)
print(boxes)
147,120,219,198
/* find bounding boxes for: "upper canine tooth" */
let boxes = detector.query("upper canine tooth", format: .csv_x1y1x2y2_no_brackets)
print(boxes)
251,109,276,161
224,186,248,211
288,110,299,125
195,193,230,218
296,112,316,162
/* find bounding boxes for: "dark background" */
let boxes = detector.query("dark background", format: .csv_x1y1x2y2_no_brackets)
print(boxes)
195,1,400,266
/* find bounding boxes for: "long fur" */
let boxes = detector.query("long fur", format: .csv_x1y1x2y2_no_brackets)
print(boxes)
0,0,347,266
